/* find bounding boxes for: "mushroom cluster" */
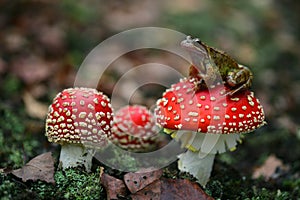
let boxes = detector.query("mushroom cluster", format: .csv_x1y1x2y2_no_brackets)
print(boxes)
45,87,113,171
155,77,266,186
110,105,158,151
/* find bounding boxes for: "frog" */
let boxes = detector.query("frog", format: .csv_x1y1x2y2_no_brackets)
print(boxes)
181,36,253,95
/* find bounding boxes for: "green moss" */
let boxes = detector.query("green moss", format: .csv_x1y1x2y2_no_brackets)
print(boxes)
0,105,39,168
29,168,105,200
0,168,105,200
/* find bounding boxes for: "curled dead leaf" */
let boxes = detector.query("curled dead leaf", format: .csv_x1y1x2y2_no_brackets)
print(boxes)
11,152,55,183
23,91,48,119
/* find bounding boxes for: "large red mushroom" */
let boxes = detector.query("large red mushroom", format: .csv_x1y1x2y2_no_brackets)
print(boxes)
110,105,158,151
45,87,113,171
155,78,266,186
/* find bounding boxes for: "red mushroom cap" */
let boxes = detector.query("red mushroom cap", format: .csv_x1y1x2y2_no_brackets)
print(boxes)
110,105,158,150
45,87,113,148
155,78,265,134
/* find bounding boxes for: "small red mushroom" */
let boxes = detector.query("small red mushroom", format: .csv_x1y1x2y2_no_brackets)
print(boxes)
155,78,266,186
110,105,158,151
45,87,113,171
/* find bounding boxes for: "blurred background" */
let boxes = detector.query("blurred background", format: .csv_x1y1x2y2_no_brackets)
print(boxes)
0,0,300,198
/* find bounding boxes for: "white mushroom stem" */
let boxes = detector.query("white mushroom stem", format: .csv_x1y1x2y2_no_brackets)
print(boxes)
178,151,215,187
59,143,95,172
172,130,242,186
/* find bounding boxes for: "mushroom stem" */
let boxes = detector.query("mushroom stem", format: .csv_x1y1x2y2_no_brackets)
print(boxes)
174,131,242,186
59,144,95,172
178,150,215,187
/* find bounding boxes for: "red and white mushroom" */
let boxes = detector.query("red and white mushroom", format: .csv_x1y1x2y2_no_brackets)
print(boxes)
110,105,158,151
45,87,113,171
155,78,266,186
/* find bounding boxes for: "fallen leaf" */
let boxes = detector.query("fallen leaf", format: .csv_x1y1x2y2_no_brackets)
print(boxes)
124,167,163,193
131,180,161,200
161,178,214,200
101,173,127,200
23,91,48,119
11,152,55,183
252,154,289,180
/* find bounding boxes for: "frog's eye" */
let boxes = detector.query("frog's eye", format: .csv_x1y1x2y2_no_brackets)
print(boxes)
193,38,200,42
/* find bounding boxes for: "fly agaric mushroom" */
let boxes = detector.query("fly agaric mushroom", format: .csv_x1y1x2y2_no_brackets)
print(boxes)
155,78,266,186
110,105,158,151
45,87,113,171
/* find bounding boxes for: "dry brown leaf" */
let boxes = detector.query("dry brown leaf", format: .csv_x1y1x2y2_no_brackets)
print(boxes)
161,178,214,200
130,180,161,200
23,91,48,119
101,173,127,200
124,167,163,194
252,154,289,180
11,152,55,183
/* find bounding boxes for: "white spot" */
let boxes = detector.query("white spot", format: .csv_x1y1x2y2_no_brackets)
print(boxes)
249,101,255,106
188,112,199,117
213,116,220,120
162,98,168,106
184,118,190,122
242,106,247,110
54,111,60,117
62,102,69,107
213,106,220,111
66,110,71,116
239,114,244,118
231,97,240,101
174,115,180,121
93,98,99,104
79,122,87,127
101,101,107,107
80,100,85,106
79,112,87,118
177,98,184,103
88,104,95,110
231,107,237,112
57,116,64,122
